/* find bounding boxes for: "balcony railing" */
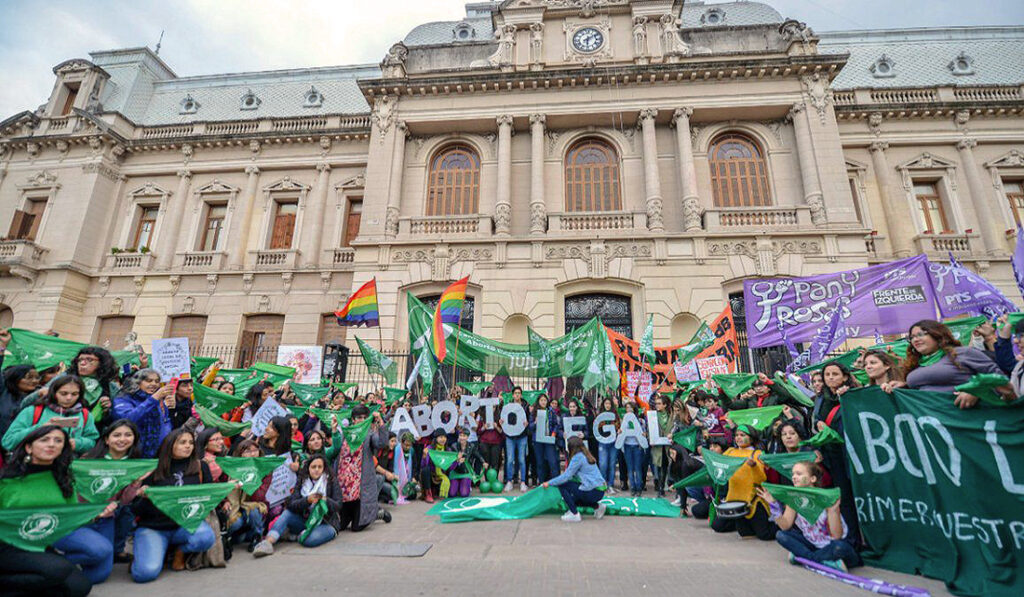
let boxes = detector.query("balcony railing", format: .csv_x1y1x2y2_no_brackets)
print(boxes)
401,215,489,236
134,114,371,141
705,206,812,232
913,233,975,255
178,251,226,270
0,239,47,269
332,248,355,265
103,252,155,272
252,249,300,270
548,211,643,232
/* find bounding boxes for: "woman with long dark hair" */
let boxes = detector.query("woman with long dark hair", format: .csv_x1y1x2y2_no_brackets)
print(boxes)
253,454,341,556
130,428,216,583
595,397,620,495
0,329,41,438
70,347,121,420
0,425,116,592
112,368,174,458
543,435,608,523
811,362,861,547
83,419,143,563
3,375,98,455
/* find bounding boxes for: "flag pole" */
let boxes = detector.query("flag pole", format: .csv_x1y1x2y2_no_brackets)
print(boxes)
450,309,464,388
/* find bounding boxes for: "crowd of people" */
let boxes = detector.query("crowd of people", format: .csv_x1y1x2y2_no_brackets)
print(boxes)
0,315,1018,595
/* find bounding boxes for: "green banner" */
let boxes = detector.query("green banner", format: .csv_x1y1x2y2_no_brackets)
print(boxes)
759,451,816,478
216,456,287,494
0,503,108,552
193,383,247,416
800,425,845,447
439,487,565,523
342,418,372,450
144,482,236,533
71,459,158,503
842,386,1024,597
196,404,251,437
672,427,698,451
762,482,839,522
356,337,397,385
702,451,748,486
290,383,330,405
725,405,785,431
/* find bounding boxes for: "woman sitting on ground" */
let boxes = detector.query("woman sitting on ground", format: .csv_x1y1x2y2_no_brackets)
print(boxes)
543,436,608,523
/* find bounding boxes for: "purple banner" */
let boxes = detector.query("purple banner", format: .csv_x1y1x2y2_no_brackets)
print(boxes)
928,258,1016,318
743,255,937,348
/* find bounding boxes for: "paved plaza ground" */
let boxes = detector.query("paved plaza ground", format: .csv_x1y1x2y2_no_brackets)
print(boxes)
97,499,951,596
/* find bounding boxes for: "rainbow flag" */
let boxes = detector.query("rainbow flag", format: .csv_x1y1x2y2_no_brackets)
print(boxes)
431,276,469,362
335,278,379,327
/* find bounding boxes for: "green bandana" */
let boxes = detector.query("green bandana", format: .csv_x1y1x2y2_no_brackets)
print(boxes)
955,373,1019,407
456,381,492,396
216,456,288,494
300,497,329,543
726,406,785,431
193,383,247,416
382,387,409,406
672,467,712,489
289,383,330,405
711,373,759,399
195,405,251,437
672,427,699,451
800,425,845,447
763,482,840,522
759,452,817,478
918,350,946,368
71,459,157,503
428,450,459,472
143,482,236,532
341,418,373,450
308,407,352,426
702,451,749,486
0,503,107,552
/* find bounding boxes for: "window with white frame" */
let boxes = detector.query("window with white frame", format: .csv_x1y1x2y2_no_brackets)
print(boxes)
913,181,952,234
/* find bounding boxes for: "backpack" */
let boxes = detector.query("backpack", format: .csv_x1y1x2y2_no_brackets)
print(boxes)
32,405,89,426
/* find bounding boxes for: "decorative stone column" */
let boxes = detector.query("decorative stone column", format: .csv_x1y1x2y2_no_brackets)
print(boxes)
869,142,913,257
300,162,330,267
788,103,827,226
529,114,547,235
672,107,701,231
385,121,408,238
639,108,664,232
227,165,260,269
155,169,192,269
958,139,1003,255
495,114,514,236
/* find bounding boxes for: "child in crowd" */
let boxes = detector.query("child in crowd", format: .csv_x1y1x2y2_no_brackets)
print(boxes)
710,425,775,541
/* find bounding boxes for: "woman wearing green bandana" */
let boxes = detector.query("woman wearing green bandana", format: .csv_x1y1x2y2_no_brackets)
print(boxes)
895,320,1005,409
811,363,860,549
3,375,99,455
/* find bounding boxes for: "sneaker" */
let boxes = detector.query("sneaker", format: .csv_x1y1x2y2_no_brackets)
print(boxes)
504,481,513,492
823,559,847,573
560,511,582,523
670,497,682,507
378,508,392,523
594,504,607,519
252,541,274,558
787,553,798,566
519,482,528,493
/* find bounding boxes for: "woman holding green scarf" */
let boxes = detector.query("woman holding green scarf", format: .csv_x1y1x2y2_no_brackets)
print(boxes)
71,348,121,422
3,375,99,455
812,362,860,549
895,320,1005,408
649,395,672,498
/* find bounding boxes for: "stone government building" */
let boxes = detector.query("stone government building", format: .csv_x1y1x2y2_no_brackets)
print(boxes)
0,0,1022,369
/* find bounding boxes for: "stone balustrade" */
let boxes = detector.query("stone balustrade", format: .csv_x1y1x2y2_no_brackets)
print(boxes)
704,206,812,232
913,233,976,255
252,249,300,270
103,251,155,272
548,211,643,232
178,251,226,270
401,215,489,236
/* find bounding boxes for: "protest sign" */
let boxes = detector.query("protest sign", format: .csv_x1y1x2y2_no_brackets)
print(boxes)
637,371,653,406
277,345,323,384
249,396,288,437
264,454,297,506
695,356,729,379
674,359,700,382
743,255,937,347
151,338,190,382
928,258,1016,319
842,386,1024,597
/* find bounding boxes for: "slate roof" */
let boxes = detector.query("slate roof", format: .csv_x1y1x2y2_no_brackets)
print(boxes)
403,17,494,47
819,27,1024,89
681,1,783,27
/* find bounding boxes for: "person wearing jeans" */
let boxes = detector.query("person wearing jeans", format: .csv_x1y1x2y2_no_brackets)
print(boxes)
775,527,858,566
263,509,336,547
543,436,608,523
503,393,530,491
597,442,618,494
131,523,216,583
254,455,341,557
54,520,115,584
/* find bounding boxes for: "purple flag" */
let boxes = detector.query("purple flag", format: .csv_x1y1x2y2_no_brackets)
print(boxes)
786,301,847,373
928,258,1017,318
1012,226,1024,299
744,256,937,348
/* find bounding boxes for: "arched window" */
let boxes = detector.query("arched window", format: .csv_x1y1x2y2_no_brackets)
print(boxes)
426,144,480,216
708,133,771,207
564,138,622,212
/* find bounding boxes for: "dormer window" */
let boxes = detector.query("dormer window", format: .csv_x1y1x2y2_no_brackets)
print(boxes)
453,22,475,41
701,8,725,26
949,52,975,76
870,54,896,78
303,86,324,108
240,89,261,111
60,83,80,116
179,94,200,114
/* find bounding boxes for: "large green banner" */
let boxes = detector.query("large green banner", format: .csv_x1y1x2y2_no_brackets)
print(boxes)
842,386,1024,597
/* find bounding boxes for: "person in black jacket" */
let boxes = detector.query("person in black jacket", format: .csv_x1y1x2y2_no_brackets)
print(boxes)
130,428,217,583
252,454,341,557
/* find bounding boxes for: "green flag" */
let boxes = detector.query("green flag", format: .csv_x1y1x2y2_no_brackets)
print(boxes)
677,322,715,365
143,482,236,532
711,373,758,399
762,482,839,522
583,324,620,393
356,337,397,385
575,497,680,518
456,381,492,395
800,425,845,447
427,450,459,471
216,456,287,494
289,383,330,405
413,350,437,397
759,452,817,478
702,450,748,486
253,362,295,383
955,373,1020,407
521,390,544,406
329,381,358,395
193,383,247,416
672,426,699,451
639,315,656,367
772,373,815,408
308,406,351,426
672,467,712,489
726,405,785,431
0,503,107,552
382,387,409,405
190,357,219,379
440,487,564,523
300,497,329,543
341,417,373,450
71,459,158,503
195,404,252,437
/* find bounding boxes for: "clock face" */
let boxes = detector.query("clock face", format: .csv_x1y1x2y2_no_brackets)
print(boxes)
572,27,604,53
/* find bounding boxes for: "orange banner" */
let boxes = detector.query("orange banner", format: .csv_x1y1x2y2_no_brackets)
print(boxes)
695,305,740,372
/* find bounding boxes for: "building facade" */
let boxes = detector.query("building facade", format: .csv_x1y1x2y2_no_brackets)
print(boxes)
0,0,1022,368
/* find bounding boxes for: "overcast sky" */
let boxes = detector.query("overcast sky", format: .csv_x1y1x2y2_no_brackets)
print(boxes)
1,0,1022,118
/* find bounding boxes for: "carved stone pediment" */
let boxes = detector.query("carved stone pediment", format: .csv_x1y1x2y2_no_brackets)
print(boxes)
336,173,366,190
986,149,1024,169
898,153,956,171
263,177,310,193
128,182,169,198
194,179,239,195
